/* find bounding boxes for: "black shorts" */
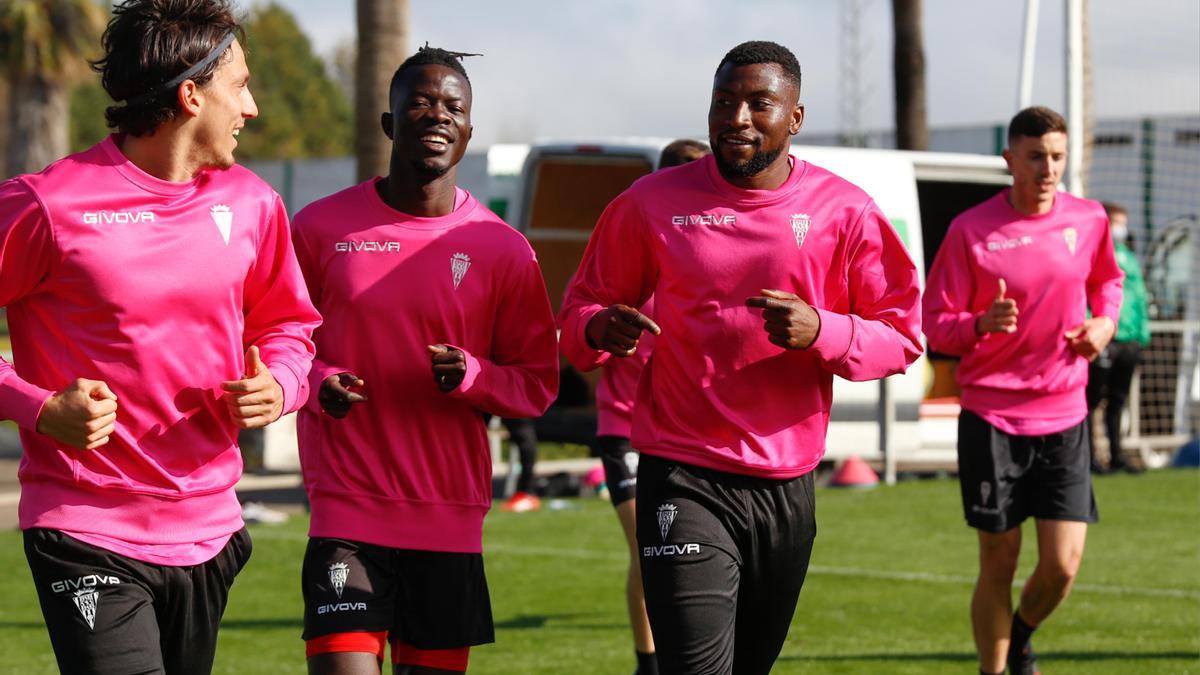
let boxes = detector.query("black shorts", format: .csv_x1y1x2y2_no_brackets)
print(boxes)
636,454,816,675
957,409,1099,533
23,527,252,675
301,537,494,650
595,435,640,506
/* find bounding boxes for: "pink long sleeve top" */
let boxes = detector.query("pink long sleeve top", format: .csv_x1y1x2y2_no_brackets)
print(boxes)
0,136,319,565
923,189,1123,435
559,155,923,479
292,180,558,553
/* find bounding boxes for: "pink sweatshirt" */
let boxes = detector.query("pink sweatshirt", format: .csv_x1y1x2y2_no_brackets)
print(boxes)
0,136,319,565
595,296,655,439
292,179,558,553
560,155,923,478
923,189,1123,435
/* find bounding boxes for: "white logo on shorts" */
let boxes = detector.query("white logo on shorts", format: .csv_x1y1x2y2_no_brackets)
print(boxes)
451,252,471,289
657,503,678,541
73,589,99,630
623,452,639,475
980,481,992,505
328,562,349,599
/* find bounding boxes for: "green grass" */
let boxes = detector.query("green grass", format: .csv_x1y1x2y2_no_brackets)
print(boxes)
0,470,1195,673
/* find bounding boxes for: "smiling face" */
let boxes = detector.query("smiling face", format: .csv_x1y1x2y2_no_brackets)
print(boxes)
383,64,473,178
708,61,803,187
192,39,257,170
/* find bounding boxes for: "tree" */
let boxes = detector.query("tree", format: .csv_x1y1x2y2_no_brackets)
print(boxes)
891,0,928,150
237,2,352,160
0,0,105,176
355,0,408,181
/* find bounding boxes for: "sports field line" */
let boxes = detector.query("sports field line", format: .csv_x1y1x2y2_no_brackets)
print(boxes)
248,529,1200,601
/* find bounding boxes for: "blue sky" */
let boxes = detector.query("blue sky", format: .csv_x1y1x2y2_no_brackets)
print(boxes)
256,0,1200,147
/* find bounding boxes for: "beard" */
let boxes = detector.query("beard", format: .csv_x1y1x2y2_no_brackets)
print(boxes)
713,143,785,179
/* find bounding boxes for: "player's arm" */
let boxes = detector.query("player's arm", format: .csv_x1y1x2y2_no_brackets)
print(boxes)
229,195,320,425
768,201,923,382
289,206,365,419
431,249,559,419
1067,218,1124,360
559,193,658,372
922,221,989,356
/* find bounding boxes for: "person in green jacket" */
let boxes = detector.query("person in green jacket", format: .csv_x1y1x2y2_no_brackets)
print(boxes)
1087,201,1150,473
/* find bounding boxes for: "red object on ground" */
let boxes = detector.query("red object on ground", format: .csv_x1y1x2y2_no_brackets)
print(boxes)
830,455,879,487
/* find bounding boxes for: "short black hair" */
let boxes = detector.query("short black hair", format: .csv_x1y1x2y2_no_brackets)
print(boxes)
716,41,801,91
93,0,244,137
389,45,472,106
1007,106,1068,146
659,139,710,169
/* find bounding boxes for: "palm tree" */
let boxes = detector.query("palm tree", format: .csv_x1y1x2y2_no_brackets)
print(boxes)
355,0,408,182
891,0,928,150
0,0,105,177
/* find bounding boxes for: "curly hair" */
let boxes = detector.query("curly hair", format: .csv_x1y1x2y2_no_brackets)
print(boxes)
716,41,802,91
92,0,243,137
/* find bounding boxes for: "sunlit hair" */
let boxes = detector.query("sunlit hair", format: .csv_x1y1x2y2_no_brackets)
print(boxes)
1007,106,1068,146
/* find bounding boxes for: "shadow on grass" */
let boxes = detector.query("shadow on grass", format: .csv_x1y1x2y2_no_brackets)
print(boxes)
0,622,44,629
219,618,304,630
495,613,623,631
781,650,1200,663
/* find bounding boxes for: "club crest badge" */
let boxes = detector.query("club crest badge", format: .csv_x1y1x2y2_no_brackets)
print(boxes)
211,204,233,245
790,213,811,249
328,562,349,599
73,589,99,630
1063,227,1077,255
451,252,471,289
980,481,992,506
657,503,678,541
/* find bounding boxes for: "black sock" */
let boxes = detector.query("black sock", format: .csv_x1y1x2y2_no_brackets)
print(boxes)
635,650,658,675
1008,610,1039,672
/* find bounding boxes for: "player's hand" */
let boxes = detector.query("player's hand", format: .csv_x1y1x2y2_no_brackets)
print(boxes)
36,378,118,450
428,344,467,393
221,345,284,429
745,289,821,349
318,372,367,419
976,278,1019,335
585,304,661,357
1065,316,1116,362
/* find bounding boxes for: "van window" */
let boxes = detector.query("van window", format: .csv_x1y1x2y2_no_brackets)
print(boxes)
525,154,653,311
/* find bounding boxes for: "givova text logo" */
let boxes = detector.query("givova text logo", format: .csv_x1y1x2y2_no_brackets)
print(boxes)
83,210,156,225
672,214,737,227
335,241,401,252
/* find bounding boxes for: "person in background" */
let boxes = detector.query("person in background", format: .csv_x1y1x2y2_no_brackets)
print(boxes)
1086,201,1149,473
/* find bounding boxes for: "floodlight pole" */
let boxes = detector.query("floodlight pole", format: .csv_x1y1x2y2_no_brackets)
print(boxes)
1018,0,1040,109
1066,0,1086,195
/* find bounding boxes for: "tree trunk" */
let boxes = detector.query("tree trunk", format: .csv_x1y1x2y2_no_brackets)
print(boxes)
891,0,928,151
6,74,69,176
355,0,408,182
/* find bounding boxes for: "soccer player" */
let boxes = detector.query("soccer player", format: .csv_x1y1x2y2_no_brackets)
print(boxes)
1085,201,1148,474
593,138,710,675
292,47,558,675
0,1,320,673
559,41,922,675
923,106,1123,675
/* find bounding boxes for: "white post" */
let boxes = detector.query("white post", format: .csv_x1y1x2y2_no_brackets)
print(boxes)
880,377,897,485
1065,0,1086,195
1018,0,1040,109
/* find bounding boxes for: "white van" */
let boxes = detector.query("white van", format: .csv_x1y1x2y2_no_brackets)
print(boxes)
506,138,1011,469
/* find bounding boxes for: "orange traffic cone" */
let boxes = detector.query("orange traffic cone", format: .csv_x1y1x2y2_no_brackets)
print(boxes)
830,455,879,488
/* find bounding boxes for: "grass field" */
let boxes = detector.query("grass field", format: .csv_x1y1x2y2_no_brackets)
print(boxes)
0,470,1195,674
